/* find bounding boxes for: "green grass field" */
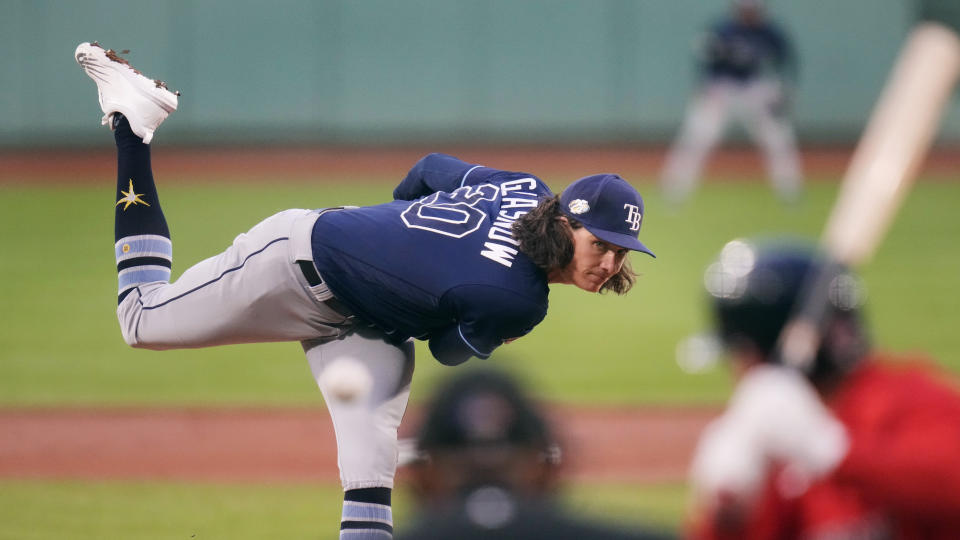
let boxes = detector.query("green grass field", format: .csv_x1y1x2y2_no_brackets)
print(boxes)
1,176,958,537
0,480,685,539
2,178,958,406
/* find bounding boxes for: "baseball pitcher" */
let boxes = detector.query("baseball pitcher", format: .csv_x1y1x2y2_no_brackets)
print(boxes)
75,41,655,540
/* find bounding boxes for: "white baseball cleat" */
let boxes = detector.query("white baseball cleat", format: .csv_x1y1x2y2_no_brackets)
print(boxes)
74,42,179,144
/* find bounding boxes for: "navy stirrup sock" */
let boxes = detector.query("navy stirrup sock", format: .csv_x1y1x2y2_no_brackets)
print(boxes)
340,487,393,539
113,114,172,303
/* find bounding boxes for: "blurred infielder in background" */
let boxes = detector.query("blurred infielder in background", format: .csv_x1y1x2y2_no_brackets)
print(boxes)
75,41,655,540
686,239,960,538
660,0,803,205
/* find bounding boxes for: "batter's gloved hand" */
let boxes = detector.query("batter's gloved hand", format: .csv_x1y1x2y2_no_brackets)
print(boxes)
689,364,849,506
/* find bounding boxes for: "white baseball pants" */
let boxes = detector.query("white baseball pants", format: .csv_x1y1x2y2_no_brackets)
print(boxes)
116,207,414,489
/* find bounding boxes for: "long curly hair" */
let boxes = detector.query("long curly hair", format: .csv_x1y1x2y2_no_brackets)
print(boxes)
513,195,636,295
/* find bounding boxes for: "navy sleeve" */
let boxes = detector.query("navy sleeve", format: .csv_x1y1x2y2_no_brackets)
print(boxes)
428,285,547,365
428,326,477,366
393,153,480,201
697,23,724,81
769,24,798,82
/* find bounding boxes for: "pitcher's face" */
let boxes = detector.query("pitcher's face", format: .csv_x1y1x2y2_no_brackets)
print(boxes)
550,221,628,293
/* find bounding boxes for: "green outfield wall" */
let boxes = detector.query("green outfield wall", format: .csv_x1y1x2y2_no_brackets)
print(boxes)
5,0,959,147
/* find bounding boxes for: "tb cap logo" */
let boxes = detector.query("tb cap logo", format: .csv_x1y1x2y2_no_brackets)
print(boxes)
624,203,642,231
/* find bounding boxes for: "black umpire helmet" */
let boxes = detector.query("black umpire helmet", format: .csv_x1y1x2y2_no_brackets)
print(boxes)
704,238,869,383
417,367,554,457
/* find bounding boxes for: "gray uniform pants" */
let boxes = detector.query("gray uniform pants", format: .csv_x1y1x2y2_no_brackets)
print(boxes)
117,208,414,489
660,78,803,203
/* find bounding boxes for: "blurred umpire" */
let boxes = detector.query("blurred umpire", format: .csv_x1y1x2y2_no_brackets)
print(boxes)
686,239,960,539
397,368,674,540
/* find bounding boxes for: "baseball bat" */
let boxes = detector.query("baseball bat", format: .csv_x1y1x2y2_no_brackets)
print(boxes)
780,22,960,370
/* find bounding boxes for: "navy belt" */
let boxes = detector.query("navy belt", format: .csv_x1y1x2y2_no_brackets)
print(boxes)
297,260,354,319
297,259,323,287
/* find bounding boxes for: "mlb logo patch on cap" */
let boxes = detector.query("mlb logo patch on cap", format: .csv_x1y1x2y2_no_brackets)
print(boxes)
567,199,590,215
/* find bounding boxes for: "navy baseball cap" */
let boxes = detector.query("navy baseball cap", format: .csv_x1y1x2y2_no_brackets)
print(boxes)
559,174,655,257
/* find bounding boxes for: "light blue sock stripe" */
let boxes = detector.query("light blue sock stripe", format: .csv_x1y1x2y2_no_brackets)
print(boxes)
342,501,393,523
115,235,172,263
340,530,392,539
118,265,171,293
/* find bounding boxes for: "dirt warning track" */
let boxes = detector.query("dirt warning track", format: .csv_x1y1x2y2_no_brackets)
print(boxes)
3,145,959,184
0,405,717,484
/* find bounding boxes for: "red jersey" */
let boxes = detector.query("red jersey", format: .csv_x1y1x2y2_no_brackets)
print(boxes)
691,356,960,540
